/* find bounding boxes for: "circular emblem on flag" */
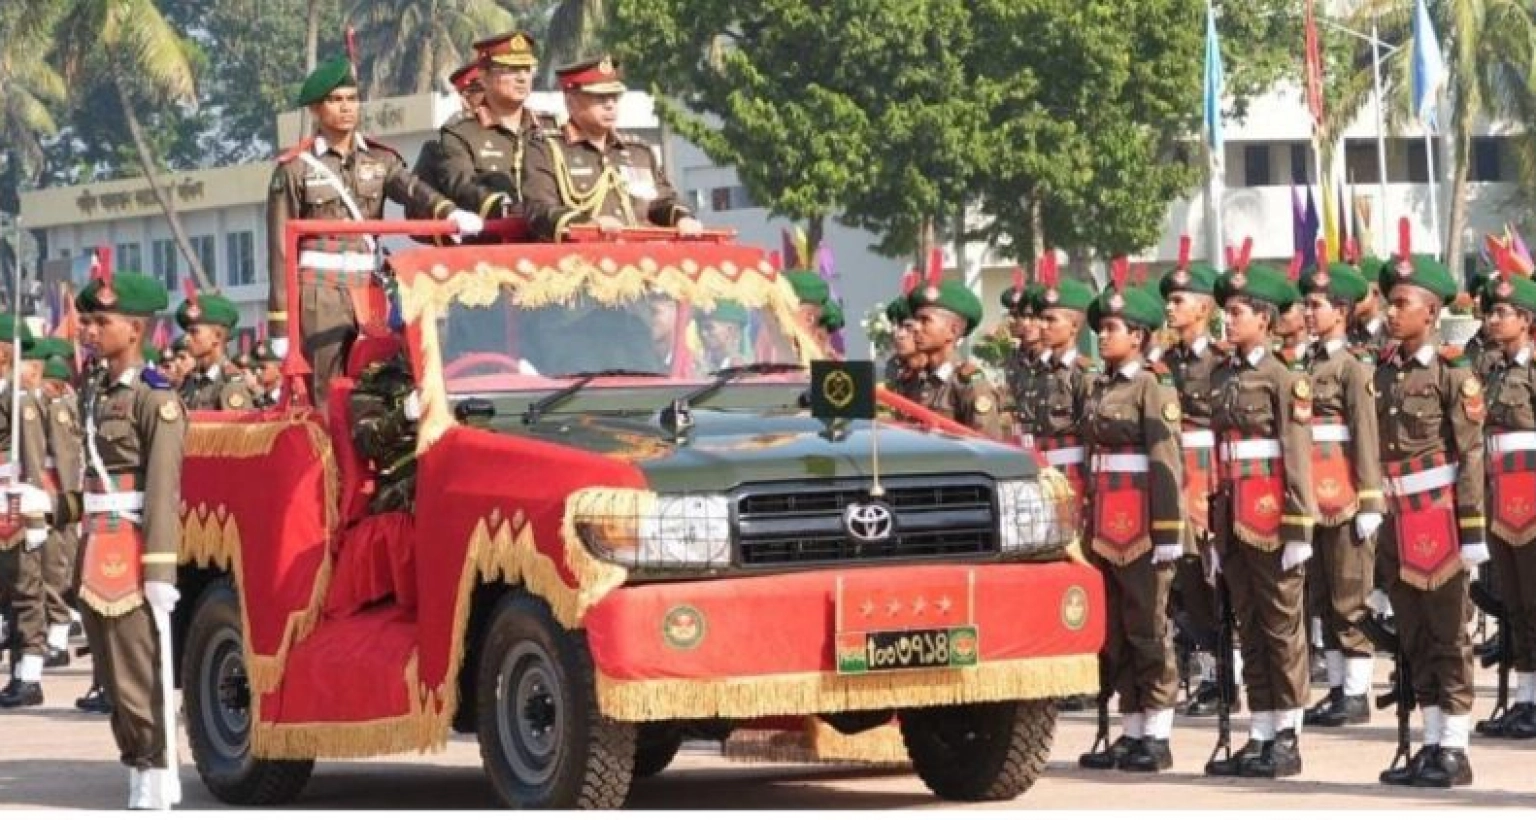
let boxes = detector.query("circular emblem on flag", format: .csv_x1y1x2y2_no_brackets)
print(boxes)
1060,585,1089,631
1044,287,1060,305
661,604,706,650
1107,293,1126,313
1229,272,1247,290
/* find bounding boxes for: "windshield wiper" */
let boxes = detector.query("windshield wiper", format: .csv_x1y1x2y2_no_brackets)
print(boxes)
522,369,666,425
671,362,806,410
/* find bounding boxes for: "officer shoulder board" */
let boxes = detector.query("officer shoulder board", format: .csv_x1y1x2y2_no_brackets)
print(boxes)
275,136,317,164
1438,345,1469,368
1150,360,1174,386
956,361,980,384
141,368,172,391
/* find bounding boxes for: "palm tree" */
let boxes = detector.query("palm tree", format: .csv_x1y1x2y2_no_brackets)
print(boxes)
346,0,514,98
0,2,67,184
1327,0,1536,269
539,0,607,87
53,0,214,290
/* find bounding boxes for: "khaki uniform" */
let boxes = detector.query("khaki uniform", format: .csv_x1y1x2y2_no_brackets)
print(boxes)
522,124,692,241
895,359,1006,439
1481,345,1536,676
1349,316,1390,360
78,366,186,769
1160,338,1222,655
42,386,82,632
179,362,254,412
1015,349,1095,514
437,107,560,217
1,391,50,664
1305,339,1385,657
1002,348,1039,425
266,134,454,394
1211,346,1317,714
1083,359,1185,714
1373,345,1484,715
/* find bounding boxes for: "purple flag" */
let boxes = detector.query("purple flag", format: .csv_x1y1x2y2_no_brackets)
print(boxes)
1301,187,1321,268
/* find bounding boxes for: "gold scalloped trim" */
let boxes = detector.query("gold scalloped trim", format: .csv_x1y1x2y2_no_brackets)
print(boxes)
252,652,445,760
594,653,1098,722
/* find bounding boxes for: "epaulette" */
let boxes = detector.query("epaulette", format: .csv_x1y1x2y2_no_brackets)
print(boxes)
957,361,979,383
275,136,316,164
141,368,172,390
1151,360,1174,385
1439,345,1469,368
363,137,402,158
1349,344,1376,365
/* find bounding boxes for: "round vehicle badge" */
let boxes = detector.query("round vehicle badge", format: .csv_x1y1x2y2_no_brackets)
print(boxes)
1061,585,1089,631
662,604,706,650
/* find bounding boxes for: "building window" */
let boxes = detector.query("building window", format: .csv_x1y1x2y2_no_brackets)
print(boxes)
225,231,256,286
708,185,757,212
1405,141,1430,183
1471,137,1504,182
114,242,143,273
1243,145,1272,186
57,248,71,260
151,239,177,290
191,235,216,284
1288,143,1312,184
1344,140,1381,184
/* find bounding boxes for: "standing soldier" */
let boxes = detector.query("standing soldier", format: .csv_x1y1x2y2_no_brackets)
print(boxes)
1076,270,1185,772
1348,252,1390,356
1274,258,1311,366
74,269,187,809
1000,266,1044,438
249,341,284,408
1206,263,1318,779
1296,253,1385,727
897,279,1006,438
1473,272,1536,739
1156,238,1229,717
176,286,254,412
437,32,558,218
522,55,702,241
1372,226,1485,788
37,342,82,672
266,56,483,398
882,296,923,391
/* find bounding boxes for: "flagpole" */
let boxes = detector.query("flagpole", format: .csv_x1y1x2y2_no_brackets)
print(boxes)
1371,15,1391,257
1424,126,1442,261
1204,0,1225,263
1208,145,1224,264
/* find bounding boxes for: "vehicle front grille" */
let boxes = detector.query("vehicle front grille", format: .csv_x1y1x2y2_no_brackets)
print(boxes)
734,477,997,567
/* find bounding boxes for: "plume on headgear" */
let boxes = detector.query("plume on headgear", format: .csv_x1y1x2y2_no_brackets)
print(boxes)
182,276,199,308
91,245,115,300
926,247,943,288
1344,238,1359,265
1237,237,1253,271
1398,217,1412,260
1110,257,1129,292
768,250,783,270
1012,266,1024,292
1040,250,1059,287
1178,235,1191,271
1288,251,1302,281
1316,238,1329,270
899,269,918,295
1224,244,1236,269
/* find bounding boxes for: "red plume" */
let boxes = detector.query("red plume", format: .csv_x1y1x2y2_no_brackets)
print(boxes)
768,250,783,270
1238,237,1253,271
900,269,918,295
1316,239,1329,270
1288,251,1302,281
1224,244,1235,269
1344,238,1359,264
1111,257,1129,292
926,248,943,288
1012,266,1024,292
1494,241,1516,277
182,276,199,308
1177,235,1192,271
1136,262,1150,285
345,26,359,72
1040,250,1058,288
1398,217,1412,260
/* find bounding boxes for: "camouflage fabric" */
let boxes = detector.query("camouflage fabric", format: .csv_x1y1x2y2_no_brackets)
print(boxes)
350,354,417,513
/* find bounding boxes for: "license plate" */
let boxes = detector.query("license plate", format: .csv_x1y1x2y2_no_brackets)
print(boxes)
835,626,979,675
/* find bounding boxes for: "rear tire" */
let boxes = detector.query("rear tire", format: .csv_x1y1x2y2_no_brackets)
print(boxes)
476,591,636,808
900,699,1055,802
183,579,314,805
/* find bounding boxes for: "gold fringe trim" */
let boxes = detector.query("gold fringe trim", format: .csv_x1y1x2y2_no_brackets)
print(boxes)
185,420,292,458
79,589,145,618
1491,520,1536,546
595,653,1099,722
1091,539,1152,567
723,721,909,767
252,652,449,760
1234,523,1282,552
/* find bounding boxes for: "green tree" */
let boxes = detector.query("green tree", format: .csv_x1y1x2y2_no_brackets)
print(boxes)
346,0,515,97
539,0,607,87
0,1,67,202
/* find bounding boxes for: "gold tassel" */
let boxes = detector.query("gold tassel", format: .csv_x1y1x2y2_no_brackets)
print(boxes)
79,590,146,618
596,654,1098,722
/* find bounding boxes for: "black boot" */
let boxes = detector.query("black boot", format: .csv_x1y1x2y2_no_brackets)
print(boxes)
1380,745,1433,786
1503,703,1536,740
1079,735,1137,770
1475,703,1514,737
1302,688,1343,726
1119,737,1173,772
1204,738,1264,776
0,680,42,708
1184,680,1241,718
1240,729,1302,778
43,648,70,669
1310,693,1369,727
75,683,111,714
1414,746,1473,788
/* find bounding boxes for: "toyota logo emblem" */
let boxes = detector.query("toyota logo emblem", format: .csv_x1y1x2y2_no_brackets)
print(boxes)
844,501,895,543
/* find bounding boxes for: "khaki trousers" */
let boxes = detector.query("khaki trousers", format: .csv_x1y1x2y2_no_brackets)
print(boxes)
1313,523,1377,656
1095,552,1180,713
81,603,167,769
1224,542,1309,712
1489,536,1536,673
0,544,47,659
1377,523,1475,715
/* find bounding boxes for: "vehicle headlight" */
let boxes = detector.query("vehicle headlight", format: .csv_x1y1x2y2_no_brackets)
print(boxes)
996,477,1075,556
574,491,732,569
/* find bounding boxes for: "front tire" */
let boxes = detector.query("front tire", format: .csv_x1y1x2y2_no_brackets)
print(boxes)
183,579,314,805
476,591,636,808
900,699,1055,802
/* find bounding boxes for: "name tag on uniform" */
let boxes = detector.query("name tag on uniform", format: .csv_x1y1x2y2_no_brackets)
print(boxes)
569,166,594,177
621,165,658,200
479,147,505,159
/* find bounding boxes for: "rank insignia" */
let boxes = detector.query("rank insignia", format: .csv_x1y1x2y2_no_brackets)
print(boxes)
158,402,182,422
1162,401,1181,422
973,394,995,414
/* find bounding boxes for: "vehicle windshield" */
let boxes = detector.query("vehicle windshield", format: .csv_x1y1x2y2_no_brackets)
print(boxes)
438,285,806,395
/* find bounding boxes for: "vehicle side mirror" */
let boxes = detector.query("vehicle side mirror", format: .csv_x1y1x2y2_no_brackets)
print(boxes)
454,397,496,425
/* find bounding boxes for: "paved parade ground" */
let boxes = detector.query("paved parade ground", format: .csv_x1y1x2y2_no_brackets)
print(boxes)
1,649,1532,811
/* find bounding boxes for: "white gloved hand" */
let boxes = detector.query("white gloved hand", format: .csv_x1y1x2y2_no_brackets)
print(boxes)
447,209,484,237
1152,543,1182,565
8,483,52,516
1355,512,1383,541
1281,541,1313,572
270,338,289,358
1461,541,1490,570
144,581,180,615
403,390,422,422
22,526,47,551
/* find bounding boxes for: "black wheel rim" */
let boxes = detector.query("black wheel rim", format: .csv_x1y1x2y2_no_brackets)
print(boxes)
200,623,252,761
496,639,566,787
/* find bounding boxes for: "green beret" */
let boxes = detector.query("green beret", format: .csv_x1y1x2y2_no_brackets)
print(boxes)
1032,278,1095,314
1088,286,1165,332
1216,264,1297,311
297,56,357,107
176,292,241,331
75,272,169,317
908,280,983,336
818,300,845,333
1299,262,1369,304
1482,274,1536,315
251,340,281,363
884,296,912,325
1159,262,1221,298
1378,253,1459,302
42,356,72,383
23,337,71,362
0,316,35,345
699,299,750,326
783,270,830,305
1000,284,1043,316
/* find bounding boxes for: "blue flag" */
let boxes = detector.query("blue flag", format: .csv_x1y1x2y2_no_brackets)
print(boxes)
1412,0,1446,127
1203,1,1224,150
1302,188,1321,268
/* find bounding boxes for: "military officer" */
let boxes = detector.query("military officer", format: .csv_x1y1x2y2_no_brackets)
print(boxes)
897,280,1006,438
1156,249,1230,717
249,341,284,408
1296,258,1384,727
522,55,701,241
408,60,484,206
1349,261,1390,355
1015,263,1095,525
815,299,845,358
1372,238,1485,788
1206,263,1318,779
0,327,57,708
36,342,82,671
168,336,193,388
1076,274,1185,773
266,56,483,398
1274,267,1311,366
1000,268,1044,432
74,270,186,809
784,270,830,340
437,32,560,218
176,288,254,411
1474,273,1536,739
882,296,922,390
